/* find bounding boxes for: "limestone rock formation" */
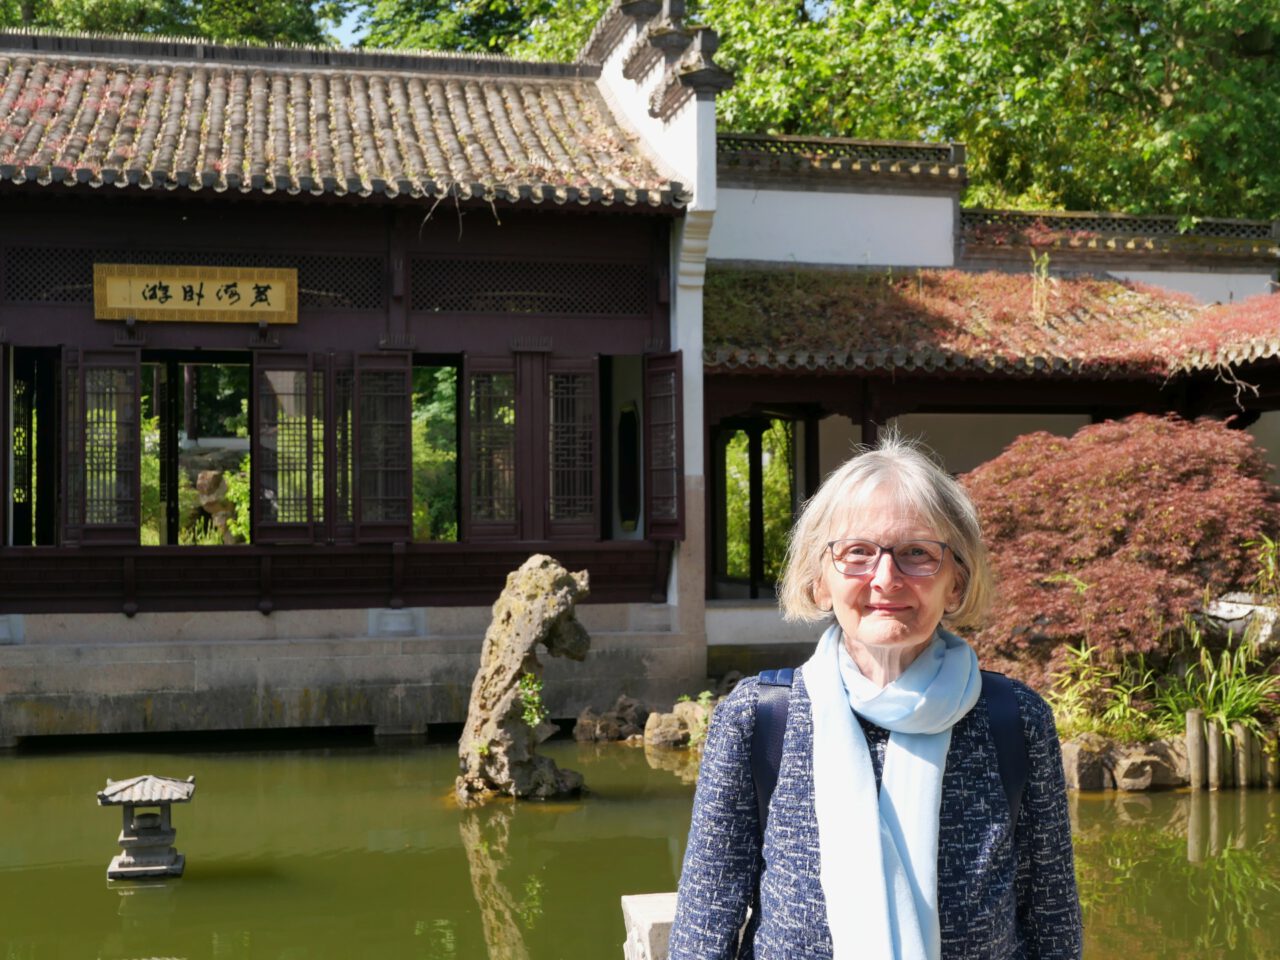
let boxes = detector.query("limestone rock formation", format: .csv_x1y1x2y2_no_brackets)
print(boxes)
643,699,716,748
456,555,590,805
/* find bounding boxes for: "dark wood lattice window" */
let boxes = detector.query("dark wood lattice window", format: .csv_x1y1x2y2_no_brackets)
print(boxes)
411,259,650,316
332,361,355,536
644,351,684,540
547,360,600,539
3,248,385,310
62,349,140,544
11,368,31,521
464,359,518,540
354,353,412,541
255,354,324,543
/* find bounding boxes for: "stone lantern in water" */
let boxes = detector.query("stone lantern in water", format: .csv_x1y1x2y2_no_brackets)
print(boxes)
97,775,196,880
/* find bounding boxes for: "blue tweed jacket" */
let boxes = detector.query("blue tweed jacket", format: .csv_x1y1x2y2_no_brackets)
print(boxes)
668,668,1082,960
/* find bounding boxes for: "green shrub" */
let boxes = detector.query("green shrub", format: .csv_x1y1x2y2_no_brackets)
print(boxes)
517,673,548,728
1151,618,1280,739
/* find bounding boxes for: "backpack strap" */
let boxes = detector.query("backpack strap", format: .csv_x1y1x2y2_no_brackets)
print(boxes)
750,668,794,829
749,667,1028,834
981,670,1029,827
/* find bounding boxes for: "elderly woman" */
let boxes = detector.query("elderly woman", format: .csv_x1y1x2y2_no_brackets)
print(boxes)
669,438,1081,960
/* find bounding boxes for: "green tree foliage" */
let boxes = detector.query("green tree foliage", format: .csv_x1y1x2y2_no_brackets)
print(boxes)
359,0,1280,219
358,0,562,52
723,419,795,586
0,0,349,45
412,365,459,542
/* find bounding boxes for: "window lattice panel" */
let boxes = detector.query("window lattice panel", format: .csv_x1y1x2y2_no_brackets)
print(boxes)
11,378,31,507
258,369,324,525
647,370,679,522
469,372,516,523
412,259,650,316
548,373,595,522
84,367,138,526
961,210,1274,240
3,248,385,309
358,372,410,524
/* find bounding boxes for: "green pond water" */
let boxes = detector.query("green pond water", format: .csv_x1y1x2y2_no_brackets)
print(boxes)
0,739,1277,960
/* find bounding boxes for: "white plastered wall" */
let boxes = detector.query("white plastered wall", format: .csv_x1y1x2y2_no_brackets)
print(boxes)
593,17,717,643
1109,269,1275,305
1248,412,1280,481
709,188,955,267
890,413,1091,475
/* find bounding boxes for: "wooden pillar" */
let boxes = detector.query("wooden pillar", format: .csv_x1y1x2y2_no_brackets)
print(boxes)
747,422,765,600
860,380,879,448
803,415,820,500
1266,730,1279,789
183,364,199,441
1186,710,1206,790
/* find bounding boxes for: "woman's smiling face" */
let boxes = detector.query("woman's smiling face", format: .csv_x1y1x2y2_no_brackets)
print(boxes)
812,485,963,659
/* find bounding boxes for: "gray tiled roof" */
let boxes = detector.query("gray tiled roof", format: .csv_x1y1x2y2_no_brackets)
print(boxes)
717,134,966,190
0,32,683,206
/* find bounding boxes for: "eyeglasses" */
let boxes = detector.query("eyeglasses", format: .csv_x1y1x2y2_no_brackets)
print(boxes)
826,539,958,578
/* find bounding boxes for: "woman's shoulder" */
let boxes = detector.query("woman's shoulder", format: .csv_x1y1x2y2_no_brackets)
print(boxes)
1004,675,1058,742
709,667,811,736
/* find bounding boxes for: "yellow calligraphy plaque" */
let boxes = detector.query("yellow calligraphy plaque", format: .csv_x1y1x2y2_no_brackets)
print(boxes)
94,264,298,324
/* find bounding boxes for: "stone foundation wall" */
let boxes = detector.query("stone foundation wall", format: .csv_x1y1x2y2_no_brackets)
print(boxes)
0,601,702,746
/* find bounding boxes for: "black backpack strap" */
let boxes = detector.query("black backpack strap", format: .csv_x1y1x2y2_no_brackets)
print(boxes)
981,670,1029,827
751,668,794,830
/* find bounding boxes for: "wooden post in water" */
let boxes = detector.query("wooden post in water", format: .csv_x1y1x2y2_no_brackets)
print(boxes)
1249,731,1263,788
1186,710,1206,790
1208,788,1222,857
1267,729,1279,790
1187,792,1205,863
1207,723,1223,791
1223,723,1236,788
1233,723,1251,789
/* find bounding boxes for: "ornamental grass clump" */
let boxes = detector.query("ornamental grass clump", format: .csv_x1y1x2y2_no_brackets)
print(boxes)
961,414,1280,691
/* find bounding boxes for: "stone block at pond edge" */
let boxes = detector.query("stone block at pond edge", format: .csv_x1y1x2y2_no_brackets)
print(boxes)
622,892,677,960
1061,733,1110,790
1062,734,1188,791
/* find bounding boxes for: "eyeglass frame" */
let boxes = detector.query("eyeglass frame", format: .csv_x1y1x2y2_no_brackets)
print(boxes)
825,538,966,579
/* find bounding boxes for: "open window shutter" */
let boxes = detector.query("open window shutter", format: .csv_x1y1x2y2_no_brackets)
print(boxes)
643,351,684,540
254,352,323,544
461,354,519,541
328,353,355,543
0,344,7,547
354,352,412,542
77,349,141,545
547,356,600,540
61,347,82,545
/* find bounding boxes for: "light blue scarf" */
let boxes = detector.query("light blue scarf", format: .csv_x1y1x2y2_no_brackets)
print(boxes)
804,622,981,960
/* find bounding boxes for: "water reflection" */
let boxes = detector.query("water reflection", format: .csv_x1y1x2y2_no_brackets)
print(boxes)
1073,790,1280,959
460,806,531,960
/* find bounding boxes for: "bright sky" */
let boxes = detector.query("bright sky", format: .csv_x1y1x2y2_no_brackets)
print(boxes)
332,9,364,48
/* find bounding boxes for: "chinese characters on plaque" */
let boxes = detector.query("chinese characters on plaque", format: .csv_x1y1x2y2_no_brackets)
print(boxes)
94,265,298,324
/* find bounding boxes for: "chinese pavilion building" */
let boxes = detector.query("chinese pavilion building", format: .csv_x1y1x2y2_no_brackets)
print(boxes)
0,3,729,743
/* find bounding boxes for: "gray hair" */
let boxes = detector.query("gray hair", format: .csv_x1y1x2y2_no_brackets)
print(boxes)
778,432,992,629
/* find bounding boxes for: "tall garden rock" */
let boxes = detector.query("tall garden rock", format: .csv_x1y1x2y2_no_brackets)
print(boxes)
456,555,590,805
